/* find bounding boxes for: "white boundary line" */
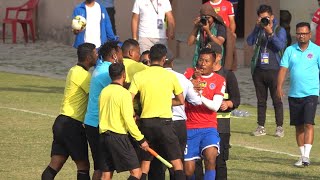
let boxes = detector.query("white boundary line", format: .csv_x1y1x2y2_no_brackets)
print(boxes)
231,144,300,157
2,106,319,161
0,106,56,118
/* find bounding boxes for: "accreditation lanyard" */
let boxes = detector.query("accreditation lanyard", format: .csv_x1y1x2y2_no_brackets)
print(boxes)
150,0,159,14
263,34,269,53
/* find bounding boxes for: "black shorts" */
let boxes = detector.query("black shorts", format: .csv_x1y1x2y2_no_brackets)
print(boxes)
139,118,182,161
172,120,187,156
99,131,140,173
84,124,100,170
288,96,318,126
51,115,88,161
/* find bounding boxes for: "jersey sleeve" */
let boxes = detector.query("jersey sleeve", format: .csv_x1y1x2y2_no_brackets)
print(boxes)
163,0,173,13
128,73,139,95
280,47,291,68
184,68,195,79
215,76,226,97
132,0,140,14
217,24,227,40
121,92,144,141
312,9,320,24
185,79,202,105
172,74,183,95
227,1,235,16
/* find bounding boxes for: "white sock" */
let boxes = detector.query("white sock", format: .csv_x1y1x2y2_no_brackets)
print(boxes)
299,146,304,157
304,144,312,158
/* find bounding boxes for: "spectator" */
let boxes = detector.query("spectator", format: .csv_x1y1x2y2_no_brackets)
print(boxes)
247,4,286,137
131,0,175,53
206,0,238,71
140,50,151,66
277,22,320,167
72,0,117,49
187,3,226,67
211,42,240,179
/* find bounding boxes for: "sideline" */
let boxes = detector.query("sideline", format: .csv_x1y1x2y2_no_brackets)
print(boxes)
231,144,299,157
0,106,56,118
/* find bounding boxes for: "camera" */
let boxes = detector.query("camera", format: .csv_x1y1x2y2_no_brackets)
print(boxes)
200,16,208,26
260,17,270,27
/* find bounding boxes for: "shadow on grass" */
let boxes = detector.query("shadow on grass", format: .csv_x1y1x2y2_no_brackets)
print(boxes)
231,130,252,136
0,85,64,94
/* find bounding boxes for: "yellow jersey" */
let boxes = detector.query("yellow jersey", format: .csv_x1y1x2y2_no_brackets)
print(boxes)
99,83,144,141
60,65,91,122
123,58,148,83
129,65,183,118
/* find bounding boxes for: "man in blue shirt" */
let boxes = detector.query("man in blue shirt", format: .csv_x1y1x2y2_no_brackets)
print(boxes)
247,4,286,138
277,22,320,167
84,41,123,180
72,0,117,49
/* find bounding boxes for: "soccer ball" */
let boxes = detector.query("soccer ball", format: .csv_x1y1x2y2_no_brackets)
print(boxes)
72,15,86,31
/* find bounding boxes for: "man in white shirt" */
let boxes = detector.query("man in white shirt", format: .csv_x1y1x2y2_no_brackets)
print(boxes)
131,0,175,53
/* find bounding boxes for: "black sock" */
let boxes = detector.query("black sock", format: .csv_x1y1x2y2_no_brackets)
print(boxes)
140,173,148,180
41,166,58,180
77,170,90,180
174,170,185,180
127,175,139,180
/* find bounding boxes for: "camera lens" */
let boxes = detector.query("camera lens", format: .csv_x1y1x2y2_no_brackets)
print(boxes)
200,16,207,25
260,17,270,27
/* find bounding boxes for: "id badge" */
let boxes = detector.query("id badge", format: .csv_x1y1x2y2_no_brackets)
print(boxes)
157,19,163,30
260,52,269,65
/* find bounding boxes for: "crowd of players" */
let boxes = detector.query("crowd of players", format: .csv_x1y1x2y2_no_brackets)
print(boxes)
41,37,240,180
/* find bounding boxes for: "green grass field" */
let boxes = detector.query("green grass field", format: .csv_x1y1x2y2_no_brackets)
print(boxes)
0,72,319,179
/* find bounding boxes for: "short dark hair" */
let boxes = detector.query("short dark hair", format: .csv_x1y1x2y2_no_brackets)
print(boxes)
77,43,96,62
199,48,216,59
296,22,310,31
150,44,167,62
99,41,120,60
121,39,139,53
109,63,125,81
257,4,273,16
141,50,150,56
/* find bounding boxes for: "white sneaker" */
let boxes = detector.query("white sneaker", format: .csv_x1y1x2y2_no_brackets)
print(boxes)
252,126,266,136
294,157,303,167
302,156,310,166
275,126,284,137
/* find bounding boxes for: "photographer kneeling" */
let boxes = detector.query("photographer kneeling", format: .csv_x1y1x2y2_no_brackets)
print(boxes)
188,4,226,67
247,4,287,138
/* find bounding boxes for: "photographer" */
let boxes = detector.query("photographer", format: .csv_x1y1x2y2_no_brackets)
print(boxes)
188,4,226,67
247,5,287,137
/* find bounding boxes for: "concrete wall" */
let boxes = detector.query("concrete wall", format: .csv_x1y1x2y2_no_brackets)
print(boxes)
280,0,318,35
3,0,317,66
